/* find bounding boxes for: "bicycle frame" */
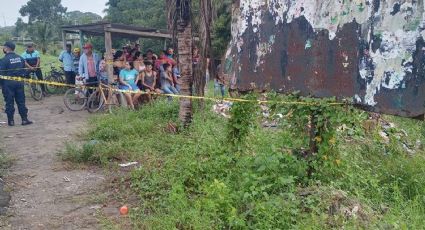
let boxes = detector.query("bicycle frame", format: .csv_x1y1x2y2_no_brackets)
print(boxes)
97,82,120,106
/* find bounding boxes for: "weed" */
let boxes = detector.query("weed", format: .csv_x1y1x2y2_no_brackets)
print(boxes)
65,94,425,229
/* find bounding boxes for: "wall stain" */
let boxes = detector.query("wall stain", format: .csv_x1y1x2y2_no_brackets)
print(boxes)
227,0,425,118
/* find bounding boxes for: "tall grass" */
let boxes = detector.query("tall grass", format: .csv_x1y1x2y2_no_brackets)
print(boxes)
62,98,425,229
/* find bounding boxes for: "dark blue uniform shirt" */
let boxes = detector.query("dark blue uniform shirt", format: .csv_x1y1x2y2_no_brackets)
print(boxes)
0,52,27,77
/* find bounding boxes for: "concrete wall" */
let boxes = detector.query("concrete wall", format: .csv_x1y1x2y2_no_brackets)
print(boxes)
226,0,425,117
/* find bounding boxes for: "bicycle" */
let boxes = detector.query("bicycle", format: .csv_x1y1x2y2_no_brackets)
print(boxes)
87,82,127,113
45,64,67,95
26,71,43,101
63,81,90,111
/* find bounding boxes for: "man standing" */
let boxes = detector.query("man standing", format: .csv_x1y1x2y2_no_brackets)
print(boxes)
22,43,46,95
73,47,81,74
0,41,33,126
59,44,76,85
78,43,100,90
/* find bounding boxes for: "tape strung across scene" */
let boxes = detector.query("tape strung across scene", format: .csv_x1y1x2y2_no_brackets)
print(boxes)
0,75,346,106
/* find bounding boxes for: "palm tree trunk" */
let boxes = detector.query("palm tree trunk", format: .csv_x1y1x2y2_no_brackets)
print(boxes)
194,0,213,109
177,0,193,126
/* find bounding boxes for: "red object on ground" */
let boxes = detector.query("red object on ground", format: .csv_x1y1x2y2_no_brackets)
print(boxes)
120,205,129,215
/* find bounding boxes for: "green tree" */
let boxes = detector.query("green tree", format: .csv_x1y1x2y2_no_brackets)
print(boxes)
211,1,231,58
105,0,167,51
0,27,13,43
19,0,67,24
14,18,27,37
64,11,102,25
19,0,67,53
31,21,55,54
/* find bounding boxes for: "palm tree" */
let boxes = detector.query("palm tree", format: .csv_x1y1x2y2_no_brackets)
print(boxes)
31,22,54,54
175,0,193,126
194,0,213,109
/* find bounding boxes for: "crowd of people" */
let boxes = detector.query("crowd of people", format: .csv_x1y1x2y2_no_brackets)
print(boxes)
60,42,227,109
60,42,188,108
1,40,228,126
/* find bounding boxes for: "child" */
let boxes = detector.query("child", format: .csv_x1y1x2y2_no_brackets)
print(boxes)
98,60,108,84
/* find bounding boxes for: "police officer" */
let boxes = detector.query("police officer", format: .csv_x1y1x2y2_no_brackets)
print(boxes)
0,41,33,126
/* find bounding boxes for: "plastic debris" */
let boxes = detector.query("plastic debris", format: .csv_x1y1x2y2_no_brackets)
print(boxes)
119,162,138,167
212,101,232,118
379,131,390,143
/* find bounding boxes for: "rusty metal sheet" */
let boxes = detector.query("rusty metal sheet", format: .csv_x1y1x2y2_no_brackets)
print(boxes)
226,0,425,118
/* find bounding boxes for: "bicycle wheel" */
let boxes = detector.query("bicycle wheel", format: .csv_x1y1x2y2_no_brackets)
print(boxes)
108,91,127,113
87,89,105,113
64,88,87,111
45,75,67,94
30,83,43,101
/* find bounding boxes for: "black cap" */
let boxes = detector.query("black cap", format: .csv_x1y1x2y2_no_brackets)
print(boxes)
3,41,16,50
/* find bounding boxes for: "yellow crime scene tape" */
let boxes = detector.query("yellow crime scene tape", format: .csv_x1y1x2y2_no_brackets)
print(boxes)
0,75,346,106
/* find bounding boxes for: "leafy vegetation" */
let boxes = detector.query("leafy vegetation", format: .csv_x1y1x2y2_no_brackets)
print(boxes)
63,93,425,229
5,0,232,59
17,0,67,53
211,1,232,58
7,0,102,55
104,0,232,56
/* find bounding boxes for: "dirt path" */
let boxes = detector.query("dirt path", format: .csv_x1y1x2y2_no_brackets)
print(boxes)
0,96,104,229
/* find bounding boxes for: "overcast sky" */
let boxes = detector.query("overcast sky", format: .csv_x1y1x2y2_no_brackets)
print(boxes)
0,0,108,27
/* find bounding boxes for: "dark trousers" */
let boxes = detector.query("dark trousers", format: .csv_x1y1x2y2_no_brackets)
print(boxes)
65,71,76,85
2,80,28,120
86,77,99,96
28,68,46,92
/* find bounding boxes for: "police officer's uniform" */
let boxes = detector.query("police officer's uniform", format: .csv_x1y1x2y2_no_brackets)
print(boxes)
0,41,32,126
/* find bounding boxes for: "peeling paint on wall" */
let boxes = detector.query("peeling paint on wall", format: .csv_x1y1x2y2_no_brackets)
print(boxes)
227,0,425,118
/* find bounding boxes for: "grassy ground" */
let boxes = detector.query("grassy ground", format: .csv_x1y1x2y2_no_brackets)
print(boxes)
61,91,425,229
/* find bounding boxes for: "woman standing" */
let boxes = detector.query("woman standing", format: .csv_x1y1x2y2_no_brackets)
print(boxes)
118,61,142,109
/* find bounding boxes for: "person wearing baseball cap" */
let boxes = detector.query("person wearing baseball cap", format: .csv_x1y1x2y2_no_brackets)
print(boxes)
22,42,47,95
0,41,33,126
73,47,81,74
78,43,101,93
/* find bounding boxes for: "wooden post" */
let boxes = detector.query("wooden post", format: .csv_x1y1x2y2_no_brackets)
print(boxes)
62,30,67,50
104,26,114,84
